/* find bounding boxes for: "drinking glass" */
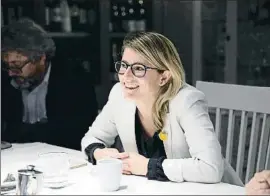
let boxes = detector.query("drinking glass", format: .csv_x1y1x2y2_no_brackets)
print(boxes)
36,152,70,189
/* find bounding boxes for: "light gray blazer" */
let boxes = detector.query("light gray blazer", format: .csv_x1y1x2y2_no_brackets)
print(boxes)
81,83,243,186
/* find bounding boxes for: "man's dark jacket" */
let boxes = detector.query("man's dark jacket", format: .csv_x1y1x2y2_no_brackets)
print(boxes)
1,60,98,150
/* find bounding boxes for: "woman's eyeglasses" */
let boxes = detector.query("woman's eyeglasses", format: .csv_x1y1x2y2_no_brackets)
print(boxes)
115,61,160,78
1,60,31,74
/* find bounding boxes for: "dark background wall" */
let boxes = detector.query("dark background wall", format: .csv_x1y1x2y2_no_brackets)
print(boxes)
1,0,270,109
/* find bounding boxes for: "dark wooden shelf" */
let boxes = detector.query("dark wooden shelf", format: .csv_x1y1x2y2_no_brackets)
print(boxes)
48,32,91,38
109,32,127,38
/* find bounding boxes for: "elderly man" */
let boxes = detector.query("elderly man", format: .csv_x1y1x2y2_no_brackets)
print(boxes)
1,18,98,150
246,170,270,195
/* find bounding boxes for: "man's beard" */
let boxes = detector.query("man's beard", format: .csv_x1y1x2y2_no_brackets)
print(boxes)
11,62,48,90
11,75,40,90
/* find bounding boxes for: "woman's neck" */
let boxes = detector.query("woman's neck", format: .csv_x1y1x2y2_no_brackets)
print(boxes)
136,99,157,137
135,98,155,120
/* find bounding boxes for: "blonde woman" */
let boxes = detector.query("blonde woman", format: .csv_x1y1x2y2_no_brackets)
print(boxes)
82,32,242,184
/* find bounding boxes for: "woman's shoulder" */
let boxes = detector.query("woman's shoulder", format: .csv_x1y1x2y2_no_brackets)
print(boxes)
170,83,206,109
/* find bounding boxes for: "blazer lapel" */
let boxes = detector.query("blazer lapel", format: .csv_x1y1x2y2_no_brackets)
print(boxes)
163,112,173,158
119,102,138,153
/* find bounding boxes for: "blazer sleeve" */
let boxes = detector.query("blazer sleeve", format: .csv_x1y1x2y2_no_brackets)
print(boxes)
162,89,224,183
81,83,120,159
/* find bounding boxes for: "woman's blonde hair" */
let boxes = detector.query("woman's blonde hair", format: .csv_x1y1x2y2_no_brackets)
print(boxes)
122,32,186,131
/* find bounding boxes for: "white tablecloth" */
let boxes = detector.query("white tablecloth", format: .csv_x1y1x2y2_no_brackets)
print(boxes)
1,142,245,195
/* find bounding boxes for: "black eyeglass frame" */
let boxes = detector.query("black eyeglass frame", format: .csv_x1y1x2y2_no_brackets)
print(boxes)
1,59,31,74
115,61,161,78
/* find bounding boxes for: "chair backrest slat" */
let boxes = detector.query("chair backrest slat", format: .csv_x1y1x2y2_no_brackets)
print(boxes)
256,114,270,172
236,111,248,179
215,108,221,141
225,109,235,164
266,139,270,169
246,113,260,183
196,81,270,184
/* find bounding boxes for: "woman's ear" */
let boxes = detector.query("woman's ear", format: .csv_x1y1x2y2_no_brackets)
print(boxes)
159,70,171,86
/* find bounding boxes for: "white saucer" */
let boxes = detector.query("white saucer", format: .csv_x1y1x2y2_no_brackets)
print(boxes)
1,141,12,150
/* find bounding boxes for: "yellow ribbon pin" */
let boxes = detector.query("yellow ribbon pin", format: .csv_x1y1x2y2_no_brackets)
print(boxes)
158,131,168,141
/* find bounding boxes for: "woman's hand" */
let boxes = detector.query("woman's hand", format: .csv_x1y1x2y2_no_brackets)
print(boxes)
245,170,270,195
93,148,128,161
121,152,149,176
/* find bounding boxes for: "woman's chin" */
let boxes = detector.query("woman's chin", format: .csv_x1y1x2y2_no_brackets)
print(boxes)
123,89,138,100
123,93,136,100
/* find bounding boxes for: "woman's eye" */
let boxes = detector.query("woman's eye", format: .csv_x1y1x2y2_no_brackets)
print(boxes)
121,63,128,68
134,66,144,71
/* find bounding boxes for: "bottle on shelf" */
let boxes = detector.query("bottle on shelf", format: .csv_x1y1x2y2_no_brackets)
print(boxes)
60,0,72,32
85,0,97,31
110,2,120,32
7,2,16,25
2,1,36,26
70,0,80,32
109,2,115,32
120,3,128,32
16,1,23,19
50,0,62,32
44,0,52,30
76,0,88,32
125,0,136,32
136,0,146,31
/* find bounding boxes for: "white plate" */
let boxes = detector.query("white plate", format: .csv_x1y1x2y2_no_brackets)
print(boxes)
1,181,16,195
1,141,12,150
1,181,16,188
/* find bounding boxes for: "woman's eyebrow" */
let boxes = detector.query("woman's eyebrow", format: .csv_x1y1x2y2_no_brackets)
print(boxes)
121,60,145,65
121,60,129,64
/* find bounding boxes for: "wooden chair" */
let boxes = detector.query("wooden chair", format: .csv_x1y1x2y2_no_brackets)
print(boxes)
196,81,270,184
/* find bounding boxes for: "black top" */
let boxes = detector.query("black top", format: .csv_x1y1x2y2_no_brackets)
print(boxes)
85,109,169,181
1,59,98,150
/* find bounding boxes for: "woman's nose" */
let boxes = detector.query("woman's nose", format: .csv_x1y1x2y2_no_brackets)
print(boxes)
123,67,134,78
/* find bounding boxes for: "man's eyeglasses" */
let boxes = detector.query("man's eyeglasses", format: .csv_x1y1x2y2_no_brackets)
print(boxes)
115,61,160,78
1,60,31,74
